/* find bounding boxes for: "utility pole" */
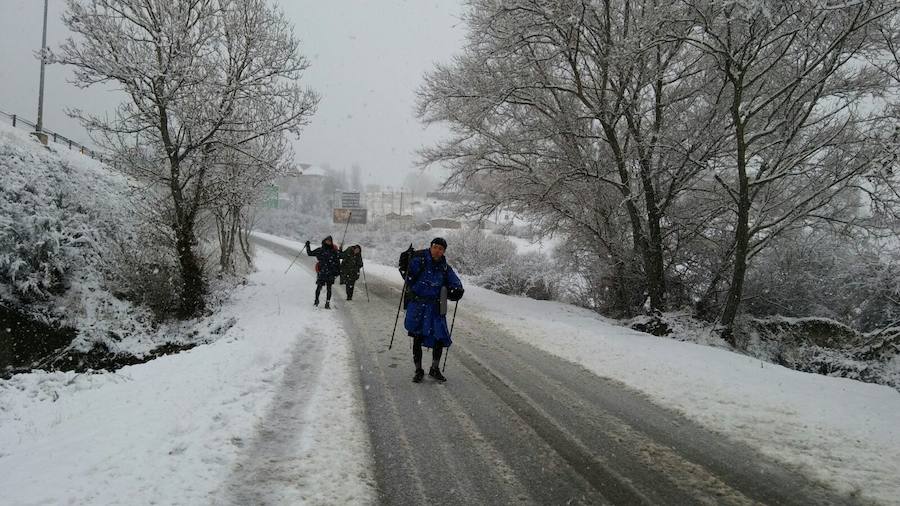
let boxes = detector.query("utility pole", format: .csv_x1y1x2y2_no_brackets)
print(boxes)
34,0,49,144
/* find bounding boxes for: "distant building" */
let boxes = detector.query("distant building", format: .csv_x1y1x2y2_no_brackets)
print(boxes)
429,218,462,229
385,212,415,228
272,163,328,209
426,191,460,201
278,163,326,188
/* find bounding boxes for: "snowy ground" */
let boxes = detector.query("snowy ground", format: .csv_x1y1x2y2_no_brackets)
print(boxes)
253,232,900,503
3,232,899,505
0,248,375,505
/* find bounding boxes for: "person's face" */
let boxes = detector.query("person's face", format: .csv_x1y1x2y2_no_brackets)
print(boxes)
430,243,445,260
325,238,332,246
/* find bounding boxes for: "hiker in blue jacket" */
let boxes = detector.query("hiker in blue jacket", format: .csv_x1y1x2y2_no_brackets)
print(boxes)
404,237,464,383
305,236,341,309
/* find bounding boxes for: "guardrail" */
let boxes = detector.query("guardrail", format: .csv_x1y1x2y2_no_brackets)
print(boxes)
0,109,102,161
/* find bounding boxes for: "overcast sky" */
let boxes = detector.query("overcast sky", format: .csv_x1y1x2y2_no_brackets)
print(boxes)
0,0,466,186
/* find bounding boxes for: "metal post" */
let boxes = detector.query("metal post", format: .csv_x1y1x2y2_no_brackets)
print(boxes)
35,0,48,135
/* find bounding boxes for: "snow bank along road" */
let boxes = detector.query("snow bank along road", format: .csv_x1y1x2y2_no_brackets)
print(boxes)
254,236,864,505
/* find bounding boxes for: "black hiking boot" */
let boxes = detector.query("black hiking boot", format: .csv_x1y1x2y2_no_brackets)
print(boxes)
314,299,319,307
324,301,331,309
429,366,446,382
413,368,425,383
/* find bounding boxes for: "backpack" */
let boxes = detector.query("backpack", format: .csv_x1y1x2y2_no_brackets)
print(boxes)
398,244,415,277
399,246,448,309
315,261,320,273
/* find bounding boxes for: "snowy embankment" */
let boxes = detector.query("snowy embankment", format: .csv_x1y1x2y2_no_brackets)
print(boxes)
354,259,900,505
0,248,375,505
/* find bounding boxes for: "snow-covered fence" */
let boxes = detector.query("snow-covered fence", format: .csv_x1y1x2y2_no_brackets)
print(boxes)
0,110,101,161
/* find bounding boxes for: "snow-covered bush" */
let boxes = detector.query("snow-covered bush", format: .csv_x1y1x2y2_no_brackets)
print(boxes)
0,127,129,303
742,232,900,332
447,228,516,273
447,228,556,298
102,226,182,319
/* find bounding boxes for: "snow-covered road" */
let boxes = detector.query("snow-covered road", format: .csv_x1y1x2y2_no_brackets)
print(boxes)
2,232,896,505
254,234,865,505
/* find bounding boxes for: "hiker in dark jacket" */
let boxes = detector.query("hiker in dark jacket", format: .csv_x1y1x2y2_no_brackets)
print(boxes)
305,236,341,309
404,237,464,383
339,245,364,301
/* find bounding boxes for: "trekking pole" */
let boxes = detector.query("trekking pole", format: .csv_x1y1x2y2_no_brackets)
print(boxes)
338,211,352,250
442,300,460,372
284,244,307,274
362,265,370,302
389,280,408,349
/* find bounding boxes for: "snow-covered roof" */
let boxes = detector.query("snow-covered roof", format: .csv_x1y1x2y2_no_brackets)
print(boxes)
292,163,326,177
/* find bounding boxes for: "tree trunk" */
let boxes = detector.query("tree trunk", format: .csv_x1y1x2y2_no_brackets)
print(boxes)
720,192,750,344
597,122,663,314
175,223,205,317
720,84,751,344
238,208,253,266
215,205,241,274
638,165,666,313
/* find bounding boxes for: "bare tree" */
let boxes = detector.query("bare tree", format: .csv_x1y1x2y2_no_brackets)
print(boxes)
419,0,723,315
56,0,319,316
680,0,898,340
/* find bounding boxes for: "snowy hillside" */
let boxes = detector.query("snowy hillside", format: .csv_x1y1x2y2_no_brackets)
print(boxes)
0,123,207,374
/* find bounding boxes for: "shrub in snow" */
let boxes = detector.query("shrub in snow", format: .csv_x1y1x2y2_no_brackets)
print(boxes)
0,126,181,367
103,228,183,319
742,232,900,333
447,229,556,299
854,327,900,362
744,316,863,350
734,316,900,391
448,228,516,273
0,128,129,303
553,235,647,317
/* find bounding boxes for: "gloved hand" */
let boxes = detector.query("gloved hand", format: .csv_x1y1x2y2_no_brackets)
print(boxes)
448,286,464,301
305,240,311,248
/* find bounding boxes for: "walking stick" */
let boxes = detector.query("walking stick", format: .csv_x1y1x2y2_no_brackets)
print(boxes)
442,300,459,372
362,265,370,302
389,280,408,350
284,247,305,274
338,211,352,249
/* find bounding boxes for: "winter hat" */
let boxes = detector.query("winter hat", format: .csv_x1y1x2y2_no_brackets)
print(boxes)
322,235,333,245
431,237,448,249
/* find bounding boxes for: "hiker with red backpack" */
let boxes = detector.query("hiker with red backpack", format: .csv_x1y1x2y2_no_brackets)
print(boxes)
305,236,341,309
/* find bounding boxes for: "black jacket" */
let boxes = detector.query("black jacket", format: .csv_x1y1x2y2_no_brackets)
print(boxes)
340,245,364,283
306,237,341,283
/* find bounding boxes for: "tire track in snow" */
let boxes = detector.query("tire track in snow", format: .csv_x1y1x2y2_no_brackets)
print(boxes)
219,331,327,505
